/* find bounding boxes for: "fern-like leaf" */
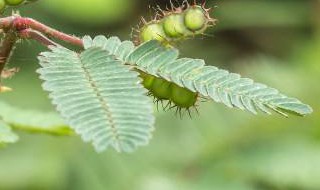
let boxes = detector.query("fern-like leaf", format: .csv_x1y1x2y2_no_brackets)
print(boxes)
83,36,312,117
0,101,72,135
37,45,154,152
0,120,19,145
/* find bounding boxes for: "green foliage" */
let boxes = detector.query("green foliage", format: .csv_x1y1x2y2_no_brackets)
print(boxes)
84,35,312,117
0,101,72,135
0,120,18,145
4,0,24,6
41,0,133,25
0,0,5,12
37,44,154,152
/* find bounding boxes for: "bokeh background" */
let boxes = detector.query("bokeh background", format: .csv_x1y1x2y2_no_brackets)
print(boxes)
1,0,320,189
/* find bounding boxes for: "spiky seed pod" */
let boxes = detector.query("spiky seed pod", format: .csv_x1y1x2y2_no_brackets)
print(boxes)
134,1,216,113
140,22,166,43
5,0,24,6
151,78,172,100
135,2,216,45
184,6,207,32
163,13,189,38
139,71,155,90
170,84,197,108
0,0,6,12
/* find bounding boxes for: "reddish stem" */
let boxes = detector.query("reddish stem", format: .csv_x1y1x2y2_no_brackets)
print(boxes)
18,29,59,47
0,16,84,48
13,17,84,47
0,33,17,79
0,15,84,86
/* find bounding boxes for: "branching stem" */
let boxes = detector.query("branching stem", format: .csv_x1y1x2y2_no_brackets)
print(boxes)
18,29,59,47
0,32,17,79
0,15,84,85
0,15,84,47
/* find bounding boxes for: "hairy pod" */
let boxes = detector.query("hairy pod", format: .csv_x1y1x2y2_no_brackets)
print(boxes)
170,84,197,108
150,78,172,100
139,71,155,90
135,2,216,113
135,2,215,44
140,22,166,43
184,6,207,32
163,13,189,38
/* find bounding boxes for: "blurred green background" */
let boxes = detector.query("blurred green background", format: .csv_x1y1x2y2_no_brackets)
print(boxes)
1,0,320,189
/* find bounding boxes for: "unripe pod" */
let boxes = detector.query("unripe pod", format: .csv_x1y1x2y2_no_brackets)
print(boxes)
0,0,6,12
134,3,215,113
170,84,197,108
5,0,24,6
151,78,172,100
139,71,155,90
163,14,188,38
140,23,166,43
184,6,207,32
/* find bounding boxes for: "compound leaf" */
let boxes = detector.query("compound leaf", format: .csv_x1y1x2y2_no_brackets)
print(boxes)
83,36,312,117
37,45,154,152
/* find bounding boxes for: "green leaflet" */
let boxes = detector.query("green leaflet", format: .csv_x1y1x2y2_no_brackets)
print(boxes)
0,120,19,145
0,101,72,136
83,36,312,117
37,45,154,153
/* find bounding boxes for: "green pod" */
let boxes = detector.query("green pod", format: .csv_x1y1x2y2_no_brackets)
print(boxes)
139,72,155,90
5,0,24,6
163,13,189,38
151,78,172,100
184,6,207,32
170,84,197,108
140,22,166,43
0,0,6,12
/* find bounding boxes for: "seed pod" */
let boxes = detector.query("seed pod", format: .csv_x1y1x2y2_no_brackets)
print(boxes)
140,22,166,43
184,6,207,32
0,0,6,12
134,2,216,113
163,13,188,38
5,0,24,6
170,84,197,108
139,71,155,90
151,78,172,100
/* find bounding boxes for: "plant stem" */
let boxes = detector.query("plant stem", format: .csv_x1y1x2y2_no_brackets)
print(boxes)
14,17,84,47
0,32,17,79
0,15,84,48
18,29,59,47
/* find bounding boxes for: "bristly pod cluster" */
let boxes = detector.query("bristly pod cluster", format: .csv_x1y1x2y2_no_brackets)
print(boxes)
133,1,216,45
133,1,216,115
0,0,38,12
